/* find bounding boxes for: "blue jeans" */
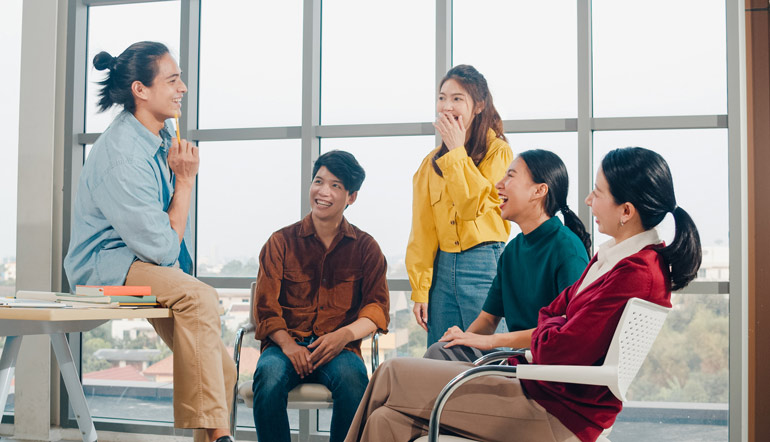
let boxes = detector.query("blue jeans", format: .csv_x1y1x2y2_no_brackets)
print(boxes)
252,338,369,442
427,242,506,346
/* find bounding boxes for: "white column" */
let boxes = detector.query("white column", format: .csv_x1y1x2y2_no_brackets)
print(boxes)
15,0,68,439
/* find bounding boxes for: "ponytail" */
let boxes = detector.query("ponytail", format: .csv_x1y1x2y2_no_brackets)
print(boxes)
517,149,592,258
660,206,702,291
561,206,591,259
93,41,170,113
601,147,703,292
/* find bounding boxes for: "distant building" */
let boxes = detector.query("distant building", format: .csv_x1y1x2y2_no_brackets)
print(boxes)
93,348,161,372
699,246,729,281
0,261,15,281
143,346,260,382
83,365,148,382
111,318,162,341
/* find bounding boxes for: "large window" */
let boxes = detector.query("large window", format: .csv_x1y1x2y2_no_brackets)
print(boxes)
65,1,734,440
0,0,23,422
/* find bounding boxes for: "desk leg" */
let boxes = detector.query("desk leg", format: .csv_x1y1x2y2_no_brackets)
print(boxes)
50,333,97,442
0,336,22,419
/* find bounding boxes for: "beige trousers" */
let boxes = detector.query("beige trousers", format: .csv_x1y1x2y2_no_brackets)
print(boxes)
344,357,580,442
126,261,236,440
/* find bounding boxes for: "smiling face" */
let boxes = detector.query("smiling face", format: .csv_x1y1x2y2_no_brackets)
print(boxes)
436,78,479,130
309,166,357,224
495,157,543,223
585,167,625,237
136,53,187,123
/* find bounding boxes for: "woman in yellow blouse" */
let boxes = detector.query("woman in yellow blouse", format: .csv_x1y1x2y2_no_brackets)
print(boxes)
407,65,512,346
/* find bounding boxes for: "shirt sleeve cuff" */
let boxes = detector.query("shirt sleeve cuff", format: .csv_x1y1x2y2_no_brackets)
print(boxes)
435,146,468,171
255,316,288,341
410,290,429,303
358,304,389,334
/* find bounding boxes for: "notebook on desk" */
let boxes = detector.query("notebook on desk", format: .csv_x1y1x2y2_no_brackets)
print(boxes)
0,297,67,308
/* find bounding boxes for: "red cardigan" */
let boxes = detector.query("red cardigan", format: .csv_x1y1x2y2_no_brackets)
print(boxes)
511,245,672,442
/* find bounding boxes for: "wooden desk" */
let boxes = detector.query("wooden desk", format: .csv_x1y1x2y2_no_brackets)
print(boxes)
0,307,172,442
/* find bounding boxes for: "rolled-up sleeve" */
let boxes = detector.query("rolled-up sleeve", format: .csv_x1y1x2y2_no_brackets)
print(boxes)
91,160,180,266
357,237,390,333
254,233,289,340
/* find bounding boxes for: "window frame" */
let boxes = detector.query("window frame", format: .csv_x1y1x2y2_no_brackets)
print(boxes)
59,0,744,440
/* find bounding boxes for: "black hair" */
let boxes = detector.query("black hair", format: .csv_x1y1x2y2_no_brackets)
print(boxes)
518,149,591,258
312,150,366,193
601,147,702,291
93,41,170,113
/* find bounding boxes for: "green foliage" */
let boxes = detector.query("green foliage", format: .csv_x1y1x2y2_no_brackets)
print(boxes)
82,337,112,373
220,258,259,277
627,294,728,403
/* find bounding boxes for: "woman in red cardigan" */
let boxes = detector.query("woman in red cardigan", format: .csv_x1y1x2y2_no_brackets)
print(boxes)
344,147,702,442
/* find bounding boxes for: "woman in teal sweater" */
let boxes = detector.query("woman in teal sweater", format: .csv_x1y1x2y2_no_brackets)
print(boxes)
425,149,591,361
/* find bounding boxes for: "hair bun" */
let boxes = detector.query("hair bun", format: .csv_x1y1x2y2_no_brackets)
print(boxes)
93,51,116,71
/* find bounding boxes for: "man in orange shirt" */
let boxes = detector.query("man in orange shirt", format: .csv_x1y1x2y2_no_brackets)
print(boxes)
252,150,390,442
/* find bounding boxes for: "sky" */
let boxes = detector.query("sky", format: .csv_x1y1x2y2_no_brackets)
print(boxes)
1,0,729,273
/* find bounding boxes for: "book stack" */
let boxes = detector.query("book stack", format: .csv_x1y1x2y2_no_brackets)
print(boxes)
76,285,158,307
16,286,158,308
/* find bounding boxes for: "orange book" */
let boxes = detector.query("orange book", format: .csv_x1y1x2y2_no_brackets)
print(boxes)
75,285,152,297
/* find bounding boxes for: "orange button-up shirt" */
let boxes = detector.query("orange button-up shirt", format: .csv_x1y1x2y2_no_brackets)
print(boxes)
254,214,390,357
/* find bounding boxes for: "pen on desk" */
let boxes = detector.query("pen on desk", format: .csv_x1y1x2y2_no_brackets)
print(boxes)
174,111,181,144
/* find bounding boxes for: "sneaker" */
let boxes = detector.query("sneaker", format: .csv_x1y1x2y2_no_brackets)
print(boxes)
214,437,234,442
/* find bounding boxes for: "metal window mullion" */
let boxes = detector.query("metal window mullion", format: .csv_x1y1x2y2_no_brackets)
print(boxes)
577,0,593,242
82,0,174,5
301,0,321,216
179,0,200,275
60,0,90,431
436,0,451,146
726,0,748,440
592,115,728,131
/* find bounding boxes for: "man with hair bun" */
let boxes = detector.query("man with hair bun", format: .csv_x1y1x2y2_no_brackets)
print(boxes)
251,150,390,442
64,41,235,442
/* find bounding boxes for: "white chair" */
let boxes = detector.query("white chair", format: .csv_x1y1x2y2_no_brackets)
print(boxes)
415,297,670,442
230,282,379,441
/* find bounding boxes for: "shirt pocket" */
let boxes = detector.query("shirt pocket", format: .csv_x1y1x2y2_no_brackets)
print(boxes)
281,269,315,308
331,268,362,310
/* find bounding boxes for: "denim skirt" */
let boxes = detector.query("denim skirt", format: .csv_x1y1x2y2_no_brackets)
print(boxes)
426,242,506,346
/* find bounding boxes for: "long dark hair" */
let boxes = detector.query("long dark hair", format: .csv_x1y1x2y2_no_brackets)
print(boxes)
93,41,170,113
519,149,591,258
432,65,505,176
601,147,702,291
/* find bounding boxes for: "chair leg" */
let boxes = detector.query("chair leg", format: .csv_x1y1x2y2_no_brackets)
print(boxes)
298,409,311,442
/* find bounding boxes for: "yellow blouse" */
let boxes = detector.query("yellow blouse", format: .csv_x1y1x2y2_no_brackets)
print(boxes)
406,129,512,303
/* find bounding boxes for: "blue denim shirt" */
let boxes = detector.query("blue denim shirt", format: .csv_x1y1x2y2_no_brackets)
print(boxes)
64,110,193,288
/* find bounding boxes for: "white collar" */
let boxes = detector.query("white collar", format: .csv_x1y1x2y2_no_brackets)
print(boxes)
576,229,662,295
596,228,662,269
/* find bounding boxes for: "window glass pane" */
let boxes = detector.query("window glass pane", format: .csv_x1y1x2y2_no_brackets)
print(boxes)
613,293,728,439
321,136,433,279
83,320,173,423
592,0,727,117
505,132,579,238
199,0,302,129
197,140,301,277
453,0,577,119
592,129,728,281
85,1,181,133
321,0,435,125
0,0,22,420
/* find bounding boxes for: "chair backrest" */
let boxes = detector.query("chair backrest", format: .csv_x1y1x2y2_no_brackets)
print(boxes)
604,297,670,401
249,281,258,328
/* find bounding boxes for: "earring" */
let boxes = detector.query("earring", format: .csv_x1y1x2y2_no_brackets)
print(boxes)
620,219,625,227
